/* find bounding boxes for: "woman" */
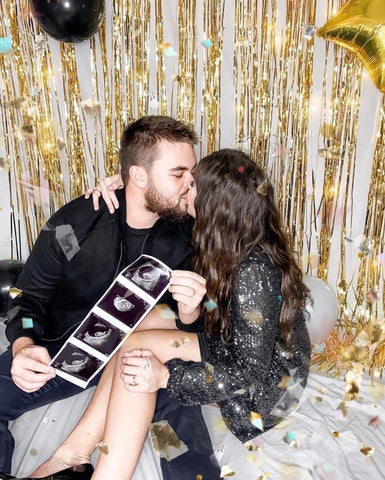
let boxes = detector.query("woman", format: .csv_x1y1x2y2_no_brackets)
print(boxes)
32,149,311,479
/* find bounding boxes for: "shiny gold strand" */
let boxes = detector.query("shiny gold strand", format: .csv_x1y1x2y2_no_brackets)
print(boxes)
199,0,225,156
360,97,385,374
177,0,197,128
1,0,384,377
155,0,167,116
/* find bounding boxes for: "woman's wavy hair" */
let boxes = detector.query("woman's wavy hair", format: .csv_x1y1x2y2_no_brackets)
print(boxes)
192,149,308,348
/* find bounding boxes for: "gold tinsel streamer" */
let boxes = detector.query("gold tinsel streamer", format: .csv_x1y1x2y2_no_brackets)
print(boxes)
0,0,384,378
200,0,225,155
176,0,197,128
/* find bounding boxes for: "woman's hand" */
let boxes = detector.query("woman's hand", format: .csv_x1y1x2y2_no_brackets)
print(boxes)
85,174,124,214
169,270,206,324
120,349,170,392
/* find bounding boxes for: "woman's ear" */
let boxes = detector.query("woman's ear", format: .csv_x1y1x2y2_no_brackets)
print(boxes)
129,165,148,188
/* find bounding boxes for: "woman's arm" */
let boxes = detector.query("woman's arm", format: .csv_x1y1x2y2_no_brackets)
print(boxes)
84,174,123,213
164,256,285,405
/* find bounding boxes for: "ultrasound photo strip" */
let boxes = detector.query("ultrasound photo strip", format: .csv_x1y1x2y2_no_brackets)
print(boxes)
50,254,172,388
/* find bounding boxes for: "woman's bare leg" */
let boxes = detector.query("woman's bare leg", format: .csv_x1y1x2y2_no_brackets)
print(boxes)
30,355,117,477
91,329,200,480
29,312,176,477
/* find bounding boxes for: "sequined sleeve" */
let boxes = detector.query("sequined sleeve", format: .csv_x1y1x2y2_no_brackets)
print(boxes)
165,252,310,441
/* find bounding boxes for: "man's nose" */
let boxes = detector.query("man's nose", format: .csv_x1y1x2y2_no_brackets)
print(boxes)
183,172,194,187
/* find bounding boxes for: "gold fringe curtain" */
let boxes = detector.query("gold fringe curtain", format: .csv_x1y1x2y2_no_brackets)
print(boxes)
0,0,384,375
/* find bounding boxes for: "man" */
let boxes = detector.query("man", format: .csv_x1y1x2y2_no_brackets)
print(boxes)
0,116,220,479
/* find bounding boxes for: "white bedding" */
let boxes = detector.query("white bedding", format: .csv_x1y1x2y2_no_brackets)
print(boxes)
9,369,385,479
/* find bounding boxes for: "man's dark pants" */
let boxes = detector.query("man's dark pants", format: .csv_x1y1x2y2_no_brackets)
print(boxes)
0,345,220,479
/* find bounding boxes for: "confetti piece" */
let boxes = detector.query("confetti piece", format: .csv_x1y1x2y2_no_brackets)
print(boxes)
0,37,12,54
201,39,213,49
153,304,176,319
312,396,323,404
55,224,81,261
234,388,246,395
204,299,217,311
29,448,38,456
196,475,203,480
304,24,316,39
360,444,374,456
367,289,378,303
9,287,22,299
283,431,297,447
313,343,325,353
237,165,245,173
163,46,178,57
245,309,263,327
334,402,347,420
220,465,235,477
369,416,380,428
332,431,339,438
15,124,33,140
344,366,364,401
0,157,11,172
57,137,66,150
246,453,255,463
205,362,214,377
257,179,268,195
96,441,109,455
250,411,264,431
169,336,191,348
80,98,101,115
22,317,33,329
149,420,188,460
278,376,290,389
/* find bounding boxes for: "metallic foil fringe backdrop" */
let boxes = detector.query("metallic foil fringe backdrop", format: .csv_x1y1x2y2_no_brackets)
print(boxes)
0,0,384,376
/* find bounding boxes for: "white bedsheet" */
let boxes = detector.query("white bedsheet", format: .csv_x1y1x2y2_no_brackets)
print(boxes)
9,369,385,479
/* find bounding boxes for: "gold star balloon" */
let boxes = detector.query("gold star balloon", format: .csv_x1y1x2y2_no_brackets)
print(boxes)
317,0,385,93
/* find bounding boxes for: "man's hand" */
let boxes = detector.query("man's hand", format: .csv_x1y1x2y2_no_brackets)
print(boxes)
11,338,56,393
120,349,170,392
169,270,206,324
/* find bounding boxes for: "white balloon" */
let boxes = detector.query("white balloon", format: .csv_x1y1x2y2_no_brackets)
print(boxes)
303,275,340,344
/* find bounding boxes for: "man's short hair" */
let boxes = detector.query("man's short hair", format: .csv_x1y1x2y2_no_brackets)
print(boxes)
119,116,198,185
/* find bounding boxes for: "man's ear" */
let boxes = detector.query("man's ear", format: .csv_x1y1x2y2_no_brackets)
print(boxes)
129,165,148,188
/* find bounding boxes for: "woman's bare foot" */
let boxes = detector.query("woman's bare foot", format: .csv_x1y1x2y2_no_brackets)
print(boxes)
29,446,90,478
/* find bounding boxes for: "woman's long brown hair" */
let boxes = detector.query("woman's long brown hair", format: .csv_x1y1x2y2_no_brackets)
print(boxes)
192,149,308,348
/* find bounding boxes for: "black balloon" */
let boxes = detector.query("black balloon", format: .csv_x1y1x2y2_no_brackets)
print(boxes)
0,260,24,317
29,0,105,44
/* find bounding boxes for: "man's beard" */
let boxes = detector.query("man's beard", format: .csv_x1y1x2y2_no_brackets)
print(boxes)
144,180,189,222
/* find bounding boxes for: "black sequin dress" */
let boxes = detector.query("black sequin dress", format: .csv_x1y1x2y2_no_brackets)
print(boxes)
165,251,311,443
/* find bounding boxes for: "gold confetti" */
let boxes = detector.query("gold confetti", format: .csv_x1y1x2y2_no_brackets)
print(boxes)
278,376,290,389
256,179,267,196
96,441,109,455
220,465,235,477
246,453,255,463
9,287,22,299
196,475,203,480
250,411,263,431
344,366,364,401
332,431,339,438
245,310,263,327
360,444,374,456
149,420,188,461
0,157,11,172
80,98,101,115
15,124,33,140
